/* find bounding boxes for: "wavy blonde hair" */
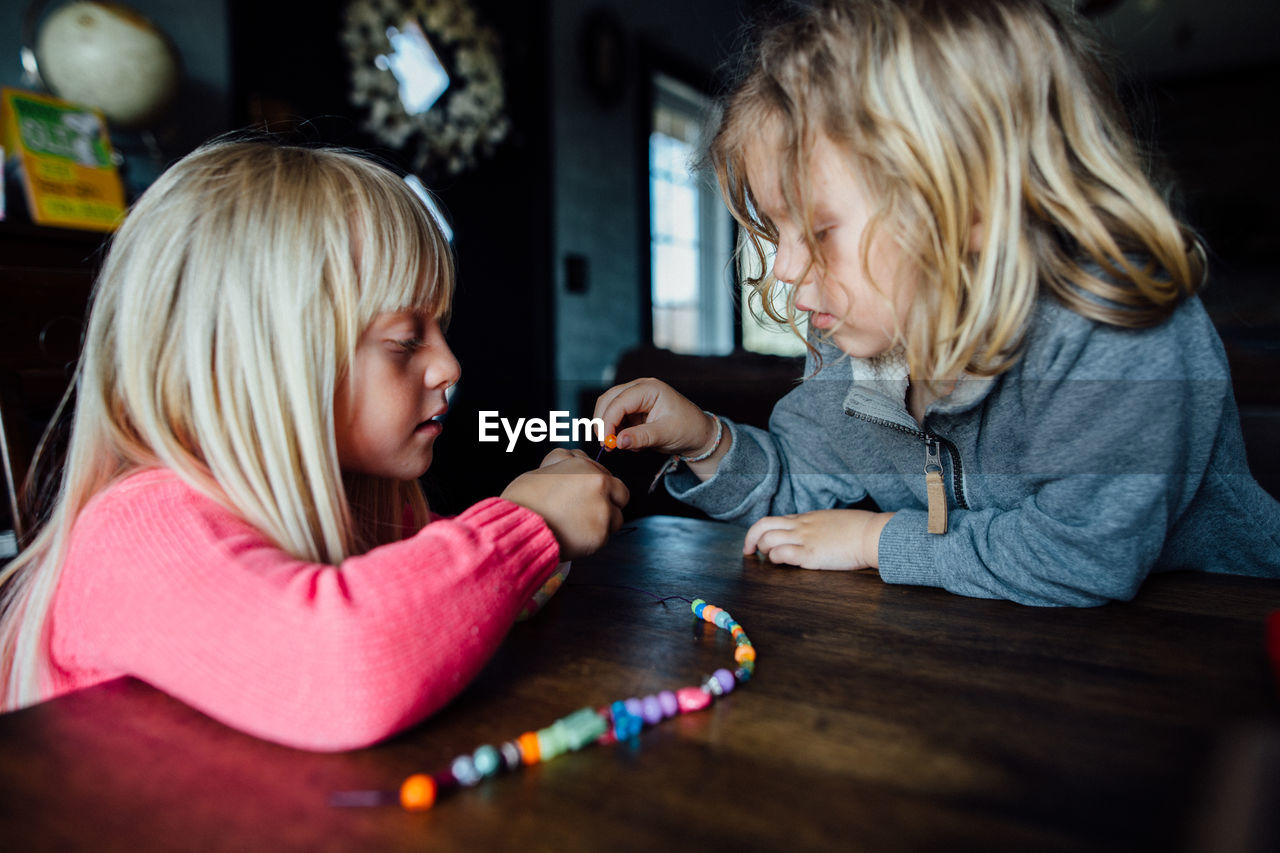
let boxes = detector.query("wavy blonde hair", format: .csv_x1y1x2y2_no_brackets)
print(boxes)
0,139,454,708
712,0,1204,379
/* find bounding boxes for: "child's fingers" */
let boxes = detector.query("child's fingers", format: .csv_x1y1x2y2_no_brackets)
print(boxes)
743,515,796,555
614,422,667,451
595,380,665,439
592,381,638,424
607,475,631,509
753,526,801,558
759,542,806,567
591,381,642,430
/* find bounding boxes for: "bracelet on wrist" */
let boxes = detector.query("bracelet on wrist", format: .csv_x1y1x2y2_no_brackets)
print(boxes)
647,412,725,494
677,412,723,463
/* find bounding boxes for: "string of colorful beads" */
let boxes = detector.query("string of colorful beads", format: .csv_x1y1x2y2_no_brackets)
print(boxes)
333,597,755,812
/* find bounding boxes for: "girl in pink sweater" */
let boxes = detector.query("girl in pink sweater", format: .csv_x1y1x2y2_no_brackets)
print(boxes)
0,140,628,751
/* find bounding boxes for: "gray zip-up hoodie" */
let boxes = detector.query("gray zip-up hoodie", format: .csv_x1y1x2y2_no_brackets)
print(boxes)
667,295,1280,606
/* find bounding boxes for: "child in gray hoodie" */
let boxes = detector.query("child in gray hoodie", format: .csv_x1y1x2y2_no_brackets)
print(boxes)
595,0,1280,606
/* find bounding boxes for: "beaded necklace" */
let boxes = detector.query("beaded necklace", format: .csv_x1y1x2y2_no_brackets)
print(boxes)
331,596,756,811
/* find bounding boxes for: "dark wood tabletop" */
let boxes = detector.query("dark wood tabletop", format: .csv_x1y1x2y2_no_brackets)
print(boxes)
1,514,1278,852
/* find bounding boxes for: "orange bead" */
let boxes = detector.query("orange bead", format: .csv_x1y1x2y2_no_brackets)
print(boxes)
604,433,617,450
517,731,541,765
733,644,756,664
399,773,437,811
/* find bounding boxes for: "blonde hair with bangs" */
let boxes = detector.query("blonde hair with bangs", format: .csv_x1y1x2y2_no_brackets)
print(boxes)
0,139,454,708
712,0,1204,380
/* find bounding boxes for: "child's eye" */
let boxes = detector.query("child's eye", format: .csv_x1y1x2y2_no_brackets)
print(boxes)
394,337,424,353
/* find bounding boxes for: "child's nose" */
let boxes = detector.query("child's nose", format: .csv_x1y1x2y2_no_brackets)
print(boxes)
771,236,809,286
426,344,461,391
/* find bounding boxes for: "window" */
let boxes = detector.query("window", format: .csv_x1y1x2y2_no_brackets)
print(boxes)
647,73,806,358
648,74,732,355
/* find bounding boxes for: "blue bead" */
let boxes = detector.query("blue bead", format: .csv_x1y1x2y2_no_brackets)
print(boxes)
714,611,732,629
472,744,501,777
610,699,642,740
451,754,481,786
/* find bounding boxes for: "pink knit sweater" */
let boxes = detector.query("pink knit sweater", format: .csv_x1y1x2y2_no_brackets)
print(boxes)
45,468,560,751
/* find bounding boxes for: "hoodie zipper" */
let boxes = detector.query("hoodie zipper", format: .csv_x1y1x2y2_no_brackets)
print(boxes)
842,408,970,532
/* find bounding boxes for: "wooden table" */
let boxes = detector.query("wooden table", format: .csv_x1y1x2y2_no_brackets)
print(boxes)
1,515,1278,851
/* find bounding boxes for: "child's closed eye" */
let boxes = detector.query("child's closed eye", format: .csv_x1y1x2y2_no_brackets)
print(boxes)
393,337,424,353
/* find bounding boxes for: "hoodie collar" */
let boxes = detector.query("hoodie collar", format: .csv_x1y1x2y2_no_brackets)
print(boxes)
839,347,994,427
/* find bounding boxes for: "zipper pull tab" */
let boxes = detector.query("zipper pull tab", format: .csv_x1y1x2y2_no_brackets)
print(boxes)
925,438,947,534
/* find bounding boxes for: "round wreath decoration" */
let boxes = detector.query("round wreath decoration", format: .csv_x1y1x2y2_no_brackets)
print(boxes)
342,0,511,175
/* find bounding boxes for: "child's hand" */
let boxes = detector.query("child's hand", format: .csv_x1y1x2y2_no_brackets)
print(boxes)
594,379,722,459
743,509,894,570
501,449,630,560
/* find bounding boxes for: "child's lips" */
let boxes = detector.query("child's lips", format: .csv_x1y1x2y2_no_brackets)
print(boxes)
797,302,836,329
808,311,838,330
415,416,444,435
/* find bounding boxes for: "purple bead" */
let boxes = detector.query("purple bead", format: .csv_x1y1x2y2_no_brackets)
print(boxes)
641,695,663,725
624,697,644,719
713,668,735,695
658,690,678,718
499,741,523,770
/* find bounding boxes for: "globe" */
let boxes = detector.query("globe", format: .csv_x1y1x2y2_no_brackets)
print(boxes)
35,1,180,128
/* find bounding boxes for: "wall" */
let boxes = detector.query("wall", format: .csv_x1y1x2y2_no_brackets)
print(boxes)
1092,0,1280,80
548,0,750,414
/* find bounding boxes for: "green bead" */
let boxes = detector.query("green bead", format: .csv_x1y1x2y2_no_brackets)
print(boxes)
536,724,568,761
558,706,608,750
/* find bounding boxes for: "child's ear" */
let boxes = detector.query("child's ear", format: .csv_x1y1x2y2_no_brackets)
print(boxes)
967,212,984,253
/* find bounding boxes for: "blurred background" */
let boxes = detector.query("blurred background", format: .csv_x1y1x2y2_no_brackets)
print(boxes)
0,0,1276,544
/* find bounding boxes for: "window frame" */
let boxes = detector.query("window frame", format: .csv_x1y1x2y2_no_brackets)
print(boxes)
636,45,744,353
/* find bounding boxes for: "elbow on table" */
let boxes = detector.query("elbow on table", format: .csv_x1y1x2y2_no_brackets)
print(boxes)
231,680,444,753
209,636,460,752
1008,563,1146,607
